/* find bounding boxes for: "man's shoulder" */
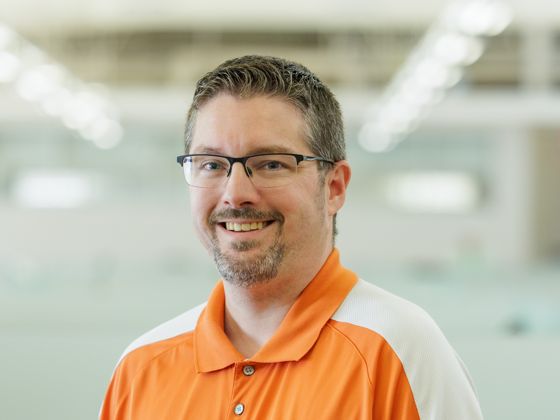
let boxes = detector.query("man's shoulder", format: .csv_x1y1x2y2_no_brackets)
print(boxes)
331,278,457,388
117,302,207,367
332,279,482,420
332,278,441,343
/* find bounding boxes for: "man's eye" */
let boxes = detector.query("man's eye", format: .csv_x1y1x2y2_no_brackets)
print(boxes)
200,161,226,171
260,160,286,171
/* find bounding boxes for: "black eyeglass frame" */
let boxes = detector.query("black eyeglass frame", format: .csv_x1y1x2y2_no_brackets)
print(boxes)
176,152,335,180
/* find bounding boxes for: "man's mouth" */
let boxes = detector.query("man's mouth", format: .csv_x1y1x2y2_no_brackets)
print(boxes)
222,221,273,232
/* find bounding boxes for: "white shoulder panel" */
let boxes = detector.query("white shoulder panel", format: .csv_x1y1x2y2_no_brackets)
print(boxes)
118,302,207,364
332,279,483,420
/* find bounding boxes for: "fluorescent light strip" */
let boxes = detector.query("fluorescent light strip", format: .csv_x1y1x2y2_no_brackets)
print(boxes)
359,0,513,153
384,171,480,214
12,171,95,209
0,22,122,150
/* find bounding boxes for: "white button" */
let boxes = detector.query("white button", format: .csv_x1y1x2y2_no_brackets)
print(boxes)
242,365,255,376
234,403,245,415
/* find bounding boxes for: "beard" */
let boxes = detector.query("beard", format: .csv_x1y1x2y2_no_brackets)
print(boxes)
208,207,286,288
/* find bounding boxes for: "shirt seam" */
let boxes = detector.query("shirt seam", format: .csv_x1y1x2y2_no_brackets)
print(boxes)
324,321,375,391
327,319,421,418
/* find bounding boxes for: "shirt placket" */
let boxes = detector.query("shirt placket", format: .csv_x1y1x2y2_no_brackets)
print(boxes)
228,361,258,418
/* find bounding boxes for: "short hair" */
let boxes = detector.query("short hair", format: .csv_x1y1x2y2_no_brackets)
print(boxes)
184,55,346,164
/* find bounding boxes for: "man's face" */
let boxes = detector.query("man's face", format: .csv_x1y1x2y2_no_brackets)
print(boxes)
188,94,337,287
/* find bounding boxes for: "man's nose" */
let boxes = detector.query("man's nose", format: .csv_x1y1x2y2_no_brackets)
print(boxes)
221,162,259,208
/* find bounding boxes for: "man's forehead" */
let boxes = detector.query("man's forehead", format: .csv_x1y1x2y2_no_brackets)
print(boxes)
190,94,311,155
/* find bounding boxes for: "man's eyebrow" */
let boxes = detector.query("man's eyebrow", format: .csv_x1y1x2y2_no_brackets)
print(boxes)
192,147,223,154
248,145,297,154
192,145,298,155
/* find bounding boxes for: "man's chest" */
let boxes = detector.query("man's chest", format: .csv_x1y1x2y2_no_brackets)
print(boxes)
121,322,418,420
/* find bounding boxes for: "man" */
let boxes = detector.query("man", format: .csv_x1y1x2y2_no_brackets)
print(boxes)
101,56,483,419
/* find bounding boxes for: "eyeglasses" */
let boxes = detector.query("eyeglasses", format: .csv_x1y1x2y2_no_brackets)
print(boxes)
176,153,335,188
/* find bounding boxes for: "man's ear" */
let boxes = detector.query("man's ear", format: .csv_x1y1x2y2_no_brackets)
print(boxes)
326,160,351,216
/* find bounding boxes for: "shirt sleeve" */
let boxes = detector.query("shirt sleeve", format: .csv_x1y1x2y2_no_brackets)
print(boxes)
391,313,484,420
332,280,483,420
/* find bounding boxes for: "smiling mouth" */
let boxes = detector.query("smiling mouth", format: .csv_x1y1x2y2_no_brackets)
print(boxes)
222,221,273,232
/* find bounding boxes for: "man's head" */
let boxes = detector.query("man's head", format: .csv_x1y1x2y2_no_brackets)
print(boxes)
184,55,346,164
183,56,350,287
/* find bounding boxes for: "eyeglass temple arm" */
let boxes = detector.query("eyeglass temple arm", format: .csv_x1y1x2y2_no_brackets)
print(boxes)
301,156,335,165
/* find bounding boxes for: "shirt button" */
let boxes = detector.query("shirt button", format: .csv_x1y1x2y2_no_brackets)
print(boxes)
234,403,245,415
242,365,255,376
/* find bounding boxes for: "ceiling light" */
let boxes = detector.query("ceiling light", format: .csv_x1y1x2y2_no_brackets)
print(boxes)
384,171,480,214
412,58,455,89
433,33,484,66
12,171,95,209
61,91,107,130
445,0,513,36
358,123,398,153
0,51,20,82
81,117,123,150
359,0,512,153
15,64,65,101
40,88,72,116
0,23,122,150
0,23,16,49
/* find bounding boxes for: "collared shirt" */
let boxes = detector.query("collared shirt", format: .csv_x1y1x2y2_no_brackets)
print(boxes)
100,250,482,419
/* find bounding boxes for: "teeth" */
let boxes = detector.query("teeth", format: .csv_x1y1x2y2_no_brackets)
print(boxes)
225,222,266,232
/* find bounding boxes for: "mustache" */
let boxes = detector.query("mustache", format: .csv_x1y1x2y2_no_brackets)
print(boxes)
209,208,284,224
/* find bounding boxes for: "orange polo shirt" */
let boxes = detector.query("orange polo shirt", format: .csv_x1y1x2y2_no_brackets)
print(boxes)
100,250,482,419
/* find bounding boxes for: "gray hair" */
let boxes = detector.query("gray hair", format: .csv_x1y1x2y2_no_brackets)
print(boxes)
184,55,346,163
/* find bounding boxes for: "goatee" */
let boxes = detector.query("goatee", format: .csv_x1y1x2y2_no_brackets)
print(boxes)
208,207,285,287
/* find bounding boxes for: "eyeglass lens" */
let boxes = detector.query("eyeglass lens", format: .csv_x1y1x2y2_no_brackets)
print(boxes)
183,154,299,188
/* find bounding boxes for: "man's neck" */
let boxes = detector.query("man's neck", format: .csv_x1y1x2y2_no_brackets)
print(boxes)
223,281,302,358
222,248,333,358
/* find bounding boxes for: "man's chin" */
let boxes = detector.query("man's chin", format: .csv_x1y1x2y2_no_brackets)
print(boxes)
213,242,265,265
212,241,286,287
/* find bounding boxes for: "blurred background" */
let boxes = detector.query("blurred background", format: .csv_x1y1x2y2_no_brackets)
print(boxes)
1,0,559,419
